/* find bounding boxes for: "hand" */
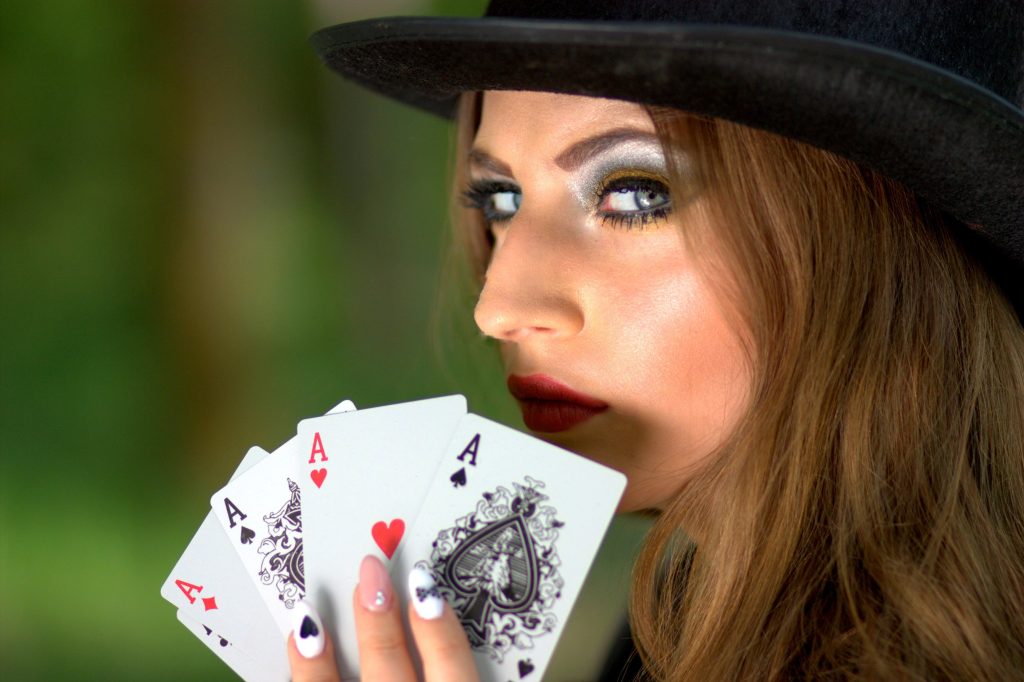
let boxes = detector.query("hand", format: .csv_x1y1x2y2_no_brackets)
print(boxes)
287,555,479,682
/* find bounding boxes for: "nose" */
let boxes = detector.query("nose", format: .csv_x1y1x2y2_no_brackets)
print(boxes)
473,218,585,342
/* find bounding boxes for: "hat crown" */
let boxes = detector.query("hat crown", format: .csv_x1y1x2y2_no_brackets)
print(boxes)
485,0,1024,107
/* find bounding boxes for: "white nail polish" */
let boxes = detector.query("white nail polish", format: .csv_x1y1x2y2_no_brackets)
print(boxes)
291,601,325,658
408,567,444,620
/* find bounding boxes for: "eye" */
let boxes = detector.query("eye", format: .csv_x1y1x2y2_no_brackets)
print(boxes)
594,174,672,230
460,180,521,224
601,183,669,212
460,173,674,232
491,191,520,214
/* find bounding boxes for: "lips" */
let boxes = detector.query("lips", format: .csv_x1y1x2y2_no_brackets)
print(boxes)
507,374,608,433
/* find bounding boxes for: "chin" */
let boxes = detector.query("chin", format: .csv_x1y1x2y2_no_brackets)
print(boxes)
526,427,652,511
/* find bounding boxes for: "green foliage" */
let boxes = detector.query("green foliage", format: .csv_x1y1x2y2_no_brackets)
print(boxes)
0,1,641,679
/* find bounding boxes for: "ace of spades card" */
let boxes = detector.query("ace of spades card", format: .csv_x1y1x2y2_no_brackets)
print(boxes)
296,394,467,681
393,414,627,682
208,400,355,635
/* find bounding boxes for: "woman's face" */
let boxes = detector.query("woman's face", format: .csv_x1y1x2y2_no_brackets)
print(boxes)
469,91,751,512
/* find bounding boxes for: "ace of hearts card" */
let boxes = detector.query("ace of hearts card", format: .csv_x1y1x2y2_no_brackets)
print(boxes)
296,394,467,680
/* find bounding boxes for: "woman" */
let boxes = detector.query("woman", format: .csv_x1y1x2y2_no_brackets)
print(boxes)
290,1,1024,679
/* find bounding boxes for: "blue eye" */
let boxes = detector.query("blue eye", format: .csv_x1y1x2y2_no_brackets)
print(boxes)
491,191,520,213
593,176,672,230
460,174,673,230
460,180,521,224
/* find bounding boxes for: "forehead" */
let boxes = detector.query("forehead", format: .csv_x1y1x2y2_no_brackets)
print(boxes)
475,91,655,147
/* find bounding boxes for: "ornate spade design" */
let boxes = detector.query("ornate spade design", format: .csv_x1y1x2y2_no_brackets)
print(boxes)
423,477,564,662
258,478,305,606
443,513,539,645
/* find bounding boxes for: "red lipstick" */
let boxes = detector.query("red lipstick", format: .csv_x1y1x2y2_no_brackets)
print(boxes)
507,374,608,433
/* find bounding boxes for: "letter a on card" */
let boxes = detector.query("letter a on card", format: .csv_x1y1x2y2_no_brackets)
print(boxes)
308,432,328,464
309,431,329,489
175,579,204,605
457,433,480,466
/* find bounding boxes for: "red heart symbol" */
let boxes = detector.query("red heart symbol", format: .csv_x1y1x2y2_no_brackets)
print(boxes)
371,519,405,559
310,468,327,489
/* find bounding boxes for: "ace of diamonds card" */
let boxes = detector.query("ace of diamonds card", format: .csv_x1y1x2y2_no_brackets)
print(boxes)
162,445,292,681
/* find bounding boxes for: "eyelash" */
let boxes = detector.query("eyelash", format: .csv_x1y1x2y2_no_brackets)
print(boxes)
460,180,519,225
459,175,672,231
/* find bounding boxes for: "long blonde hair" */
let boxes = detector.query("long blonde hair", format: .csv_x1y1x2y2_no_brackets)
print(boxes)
446,90,1024,680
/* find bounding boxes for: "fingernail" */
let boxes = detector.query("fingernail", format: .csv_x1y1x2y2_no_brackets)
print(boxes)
358,554,393,612
291,601,325,659
408,567,444,620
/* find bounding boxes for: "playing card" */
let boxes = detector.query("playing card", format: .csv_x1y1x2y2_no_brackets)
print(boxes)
394,414,627,682
296,394,467,680
175,609,287,682
209,400,356,634
162,446,283,653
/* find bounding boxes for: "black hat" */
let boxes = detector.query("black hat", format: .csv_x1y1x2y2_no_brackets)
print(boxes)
311,0,1024,320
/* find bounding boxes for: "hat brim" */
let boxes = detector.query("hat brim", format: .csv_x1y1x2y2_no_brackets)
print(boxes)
311,16,1023,303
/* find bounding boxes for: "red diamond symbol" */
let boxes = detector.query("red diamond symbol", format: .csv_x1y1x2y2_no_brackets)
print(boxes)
202,596,218,611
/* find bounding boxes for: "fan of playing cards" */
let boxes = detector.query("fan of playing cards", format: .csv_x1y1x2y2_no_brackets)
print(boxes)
161,395,626,681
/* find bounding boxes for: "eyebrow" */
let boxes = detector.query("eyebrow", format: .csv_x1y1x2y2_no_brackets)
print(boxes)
468,127,661,176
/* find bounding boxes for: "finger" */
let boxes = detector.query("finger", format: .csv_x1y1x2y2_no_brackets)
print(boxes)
407,567,479,682
287,601,341,682
353,554,417,682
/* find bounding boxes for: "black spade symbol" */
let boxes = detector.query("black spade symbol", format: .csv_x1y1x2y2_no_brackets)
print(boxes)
218,636,229,647
518,658,535,677
444,514,539,646
450,467,467,488
240,526,256,545
300,616,319,639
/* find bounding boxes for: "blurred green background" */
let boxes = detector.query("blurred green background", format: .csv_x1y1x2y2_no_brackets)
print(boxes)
0,1,649,679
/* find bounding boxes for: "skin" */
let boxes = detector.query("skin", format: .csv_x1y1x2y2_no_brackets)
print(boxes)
473,91,752,513
289,91,753,680
288,557,478,682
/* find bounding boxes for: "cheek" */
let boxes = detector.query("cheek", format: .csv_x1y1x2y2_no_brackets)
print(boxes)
597,256,749,459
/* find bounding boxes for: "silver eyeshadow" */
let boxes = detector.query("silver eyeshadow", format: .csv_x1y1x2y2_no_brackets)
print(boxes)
472,138,689,214
567,138,682,212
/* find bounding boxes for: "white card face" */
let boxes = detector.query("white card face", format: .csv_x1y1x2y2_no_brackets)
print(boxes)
175,608,258,681
176,609,289,682
395,414,627,682
162,446,278,644
297,394,467,681
208,400,356,635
